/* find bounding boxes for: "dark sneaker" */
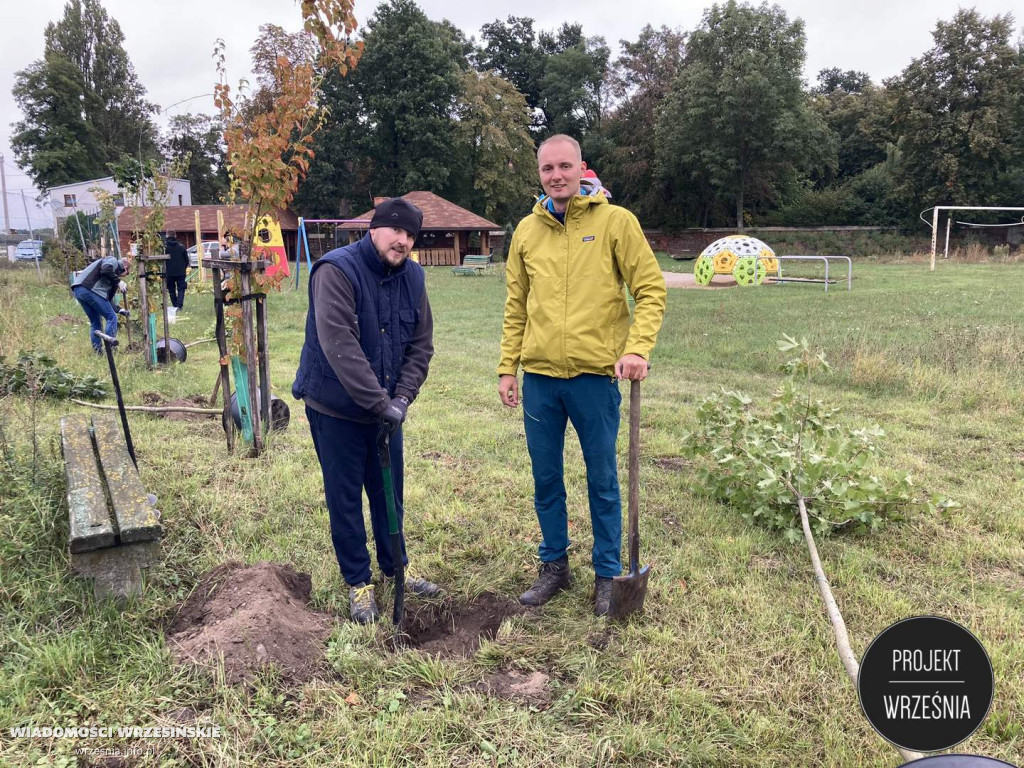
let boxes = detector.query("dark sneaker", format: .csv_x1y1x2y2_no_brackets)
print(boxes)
519,556,571,606
349,582,379,624
405,576,442,597
594,577,613,617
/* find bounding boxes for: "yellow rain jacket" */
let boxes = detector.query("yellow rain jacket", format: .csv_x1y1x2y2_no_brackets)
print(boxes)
498,192,667,379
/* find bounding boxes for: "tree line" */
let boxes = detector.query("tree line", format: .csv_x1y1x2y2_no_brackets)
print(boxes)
12,0,1024,232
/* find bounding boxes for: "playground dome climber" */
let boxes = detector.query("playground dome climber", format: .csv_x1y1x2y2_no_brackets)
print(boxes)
694,235,778,286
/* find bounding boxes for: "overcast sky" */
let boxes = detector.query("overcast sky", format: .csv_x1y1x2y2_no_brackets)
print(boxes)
1,0,1020,230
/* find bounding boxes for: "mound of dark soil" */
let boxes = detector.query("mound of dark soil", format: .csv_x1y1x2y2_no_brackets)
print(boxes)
167,562,332,684
402,593,525,657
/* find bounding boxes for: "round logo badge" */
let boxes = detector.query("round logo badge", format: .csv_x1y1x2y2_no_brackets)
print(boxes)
858,616,994,753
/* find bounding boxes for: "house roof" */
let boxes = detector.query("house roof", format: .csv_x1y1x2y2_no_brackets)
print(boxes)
117,205,299,234
48,176,190,192
339,191,499,231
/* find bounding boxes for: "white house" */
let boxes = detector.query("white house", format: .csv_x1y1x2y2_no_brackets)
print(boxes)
47,176,192,228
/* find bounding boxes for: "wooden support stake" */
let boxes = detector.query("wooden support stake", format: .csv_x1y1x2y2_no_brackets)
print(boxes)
211,266,234,453
160,272,171,365
194,210,206,282
136,259,150,368
239,262,263,454
255,294,271,433
121,288,132,349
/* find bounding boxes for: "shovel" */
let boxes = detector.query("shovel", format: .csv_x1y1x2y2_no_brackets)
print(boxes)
94,331,137,469
608,378,650,620
376,427,405,633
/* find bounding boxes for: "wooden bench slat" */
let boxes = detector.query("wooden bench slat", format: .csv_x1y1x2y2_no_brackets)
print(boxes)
91,416,163,544
61,415,116,554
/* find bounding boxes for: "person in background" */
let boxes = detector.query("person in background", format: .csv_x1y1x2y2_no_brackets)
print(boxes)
71,255,129,354
163,232,189,320
580,164,612,199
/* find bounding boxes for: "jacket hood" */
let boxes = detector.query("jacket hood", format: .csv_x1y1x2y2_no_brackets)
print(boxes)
532,187,608,225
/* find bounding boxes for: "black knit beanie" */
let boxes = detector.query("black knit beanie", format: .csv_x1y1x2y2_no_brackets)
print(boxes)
369,198,423,240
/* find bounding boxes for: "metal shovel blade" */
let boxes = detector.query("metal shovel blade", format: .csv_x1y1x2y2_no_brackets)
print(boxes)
608,564,651,619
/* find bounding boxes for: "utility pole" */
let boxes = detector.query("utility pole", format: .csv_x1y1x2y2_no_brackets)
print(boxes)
20,190,34,240
0,153,11,234
21,189,41,282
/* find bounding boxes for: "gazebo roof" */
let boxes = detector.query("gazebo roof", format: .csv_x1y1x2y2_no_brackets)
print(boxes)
339,191,498,231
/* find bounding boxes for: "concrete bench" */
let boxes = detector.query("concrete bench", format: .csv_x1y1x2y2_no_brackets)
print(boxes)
451,254,491,275
61,414,163,599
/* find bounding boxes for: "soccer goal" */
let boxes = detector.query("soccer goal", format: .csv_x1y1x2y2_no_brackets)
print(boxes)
922,206,1024,270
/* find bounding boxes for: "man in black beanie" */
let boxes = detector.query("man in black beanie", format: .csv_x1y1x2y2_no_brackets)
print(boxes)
293,197,439,623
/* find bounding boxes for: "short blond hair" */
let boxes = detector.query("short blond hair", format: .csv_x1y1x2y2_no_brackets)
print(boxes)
537,134,582,160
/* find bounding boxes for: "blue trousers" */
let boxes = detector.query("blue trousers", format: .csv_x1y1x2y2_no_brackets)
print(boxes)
306,407,408,586
73,285,118,352
522,372,622,578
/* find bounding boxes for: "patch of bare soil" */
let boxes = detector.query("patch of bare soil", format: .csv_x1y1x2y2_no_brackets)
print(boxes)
419,451,460,468
137,391,214,420
167,562,332,685
47,313,81,326
402,593,525,657
477,669,553,708
749,554,784,573
653,456,689,471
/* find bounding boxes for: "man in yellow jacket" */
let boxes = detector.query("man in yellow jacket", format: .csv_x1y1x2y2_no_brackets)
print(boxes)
498,134,667,616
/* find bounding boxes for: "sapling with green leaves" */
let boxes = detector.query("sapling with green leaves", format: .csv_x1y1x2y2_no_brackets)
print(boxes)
684,336,957,763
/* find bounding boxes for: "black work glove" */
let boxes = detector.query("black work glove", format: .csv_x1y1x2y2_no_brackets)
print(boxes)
118,308,130,317
380,396,408,434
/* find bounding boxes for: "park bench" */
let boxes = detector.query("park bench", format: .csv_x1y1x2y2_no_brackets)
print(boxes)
60,413,163,600
451,254,491,275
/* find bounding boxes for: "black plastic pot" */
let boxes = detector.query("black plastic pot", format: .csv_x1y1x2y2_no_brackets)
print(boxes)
227,389,290,433
155,337,187,363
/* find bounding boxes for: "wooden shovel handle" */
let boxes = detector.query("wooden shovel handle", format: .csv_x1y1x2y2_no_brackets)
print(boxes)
627,379,641,575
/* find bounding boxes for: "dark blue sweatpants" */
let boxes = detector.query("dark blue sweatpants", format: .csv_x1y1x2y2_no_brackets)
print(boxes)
306,407,408,586
522,372,622,578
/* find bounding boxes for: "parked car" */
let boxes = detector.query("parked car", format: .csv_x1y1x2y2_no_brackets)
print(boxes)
187,241,220,267
16,239,44,261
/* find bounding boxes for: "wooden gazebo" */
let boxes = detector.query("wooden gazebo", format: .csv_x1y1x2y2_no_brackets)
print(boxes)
339,192,499,266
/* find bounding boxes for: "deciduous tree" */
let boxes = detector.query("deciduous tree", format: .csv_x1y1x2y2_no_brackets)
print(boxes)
11,53,105,188
891,9,1022,206
12,0,158,189
162,114,229,204
656,1,834,228
455,70,537,224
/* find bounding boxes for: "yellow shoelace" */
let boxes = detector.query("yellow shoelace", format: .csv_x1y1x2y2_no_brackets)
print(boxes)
351,584,375,609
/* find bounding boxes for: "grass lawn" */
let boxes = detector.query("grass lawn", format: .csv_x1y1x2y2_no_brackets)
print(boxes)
1,257,1022,766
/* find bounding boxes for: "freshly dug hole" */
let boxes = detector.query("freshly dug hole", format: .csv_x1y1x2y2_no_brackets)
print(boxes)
401,593,525,657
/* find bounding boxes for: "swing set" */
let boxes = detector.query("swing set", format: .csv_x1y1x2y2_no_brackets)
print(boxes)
292,217,371,287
